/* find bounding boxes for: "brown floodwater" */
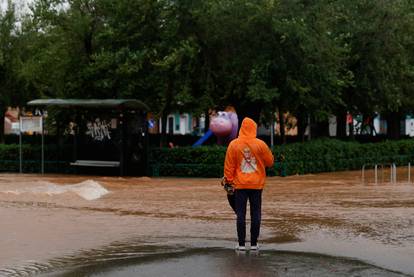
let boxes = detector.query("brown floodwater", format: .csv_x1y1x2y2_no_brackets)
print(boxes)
0,168,413,276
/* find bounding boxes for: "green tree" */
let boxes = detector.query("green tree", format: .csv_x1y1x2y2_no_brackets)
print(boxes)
198,0,278,123
8,0,414,145
0,1,36,142
336,0,414,139
25,0,108,98
270,0,346,141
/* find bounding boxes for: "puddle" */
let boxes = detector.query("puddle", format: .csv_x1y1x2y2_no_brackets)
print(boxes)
1,243,408,277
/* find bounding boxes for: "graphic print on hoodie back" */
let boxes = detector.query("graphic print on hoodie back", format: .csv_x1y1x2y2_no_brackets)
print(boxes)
241,147,258,173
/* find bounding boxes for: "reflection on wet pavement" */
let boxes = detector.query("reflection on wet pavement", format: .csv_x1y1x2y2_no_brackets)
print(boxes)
43,247,408,277
0,170,413,276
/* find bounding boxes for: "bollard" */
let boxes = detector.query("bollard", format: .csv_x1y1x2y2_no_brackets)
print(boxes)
395,164,397,183
362,164,365,184
362,162,412,185
391,163,397,184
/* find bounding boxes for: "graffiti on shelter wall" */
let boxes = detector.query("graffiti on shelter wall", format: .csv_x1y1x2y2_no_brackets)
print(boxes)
86,118,112,141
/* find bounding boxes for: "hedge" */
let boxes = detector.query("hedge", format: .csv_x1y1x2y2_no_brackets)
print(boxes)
150,145,227,177
3,139,414,176
149,139,414,177
0,144,73,173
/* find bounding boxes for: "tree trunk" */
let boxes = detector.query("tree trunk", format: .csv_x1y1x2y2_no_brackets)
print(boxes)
363,114,370,136
386,112,401,140
348,120,354,139
296,110,306,142
312,119,330,138
307,115,311,141
160,112,168,148
278,109,286,144
160,78,173,148
204,109,210,133
0,106,5,144
369,115,375,136
336,110,347,139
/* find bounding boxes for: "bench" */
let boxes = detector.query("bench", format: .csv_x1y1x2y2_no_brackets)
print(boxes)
70,160,120,168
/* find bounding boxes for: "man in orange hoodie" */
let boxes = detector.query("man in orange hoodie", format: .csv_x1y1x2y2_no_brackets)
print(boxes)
224,117,274,251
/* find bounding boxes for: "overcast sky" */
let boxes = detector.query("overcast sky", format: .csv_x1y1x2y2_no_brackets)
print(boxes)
0,0,7,11
1,0,32,15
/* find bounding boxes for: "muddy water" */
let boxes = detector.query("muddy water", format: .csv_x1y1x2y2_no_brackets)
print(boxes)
0,169,413,276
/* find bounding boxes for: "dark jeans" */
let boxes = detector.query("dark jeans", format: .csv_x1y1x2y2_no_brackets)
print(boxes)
227,194,236,213
235,189,262,246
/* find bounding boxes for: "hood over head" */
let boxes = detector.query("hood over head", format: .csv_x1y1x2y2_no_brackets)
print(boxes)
238,117,257,139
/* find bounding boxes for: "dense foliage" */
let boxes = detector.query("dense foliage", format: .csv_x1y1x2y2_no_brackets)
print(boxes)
1,0,414,143
0,143,72,172
277,139,414,175
149,139,414,177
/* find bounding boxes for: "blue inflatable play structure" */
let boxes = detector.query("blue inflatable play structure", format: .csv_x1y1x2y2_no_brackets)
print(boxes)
193,130,213,147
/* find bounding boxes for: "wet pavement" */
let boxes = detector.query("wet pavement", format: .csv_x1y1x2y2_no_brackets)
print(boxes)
43,248,407,277
0,169,413,276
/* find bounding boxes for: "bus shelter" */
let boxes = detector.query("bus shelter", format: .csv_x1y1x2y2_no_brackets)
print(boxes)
27,99,149,176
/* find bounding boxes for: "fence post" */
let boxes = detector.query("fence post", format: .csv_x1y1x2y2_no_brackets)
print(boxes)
395,164,398,183
391,163,396,184
362,164,366,184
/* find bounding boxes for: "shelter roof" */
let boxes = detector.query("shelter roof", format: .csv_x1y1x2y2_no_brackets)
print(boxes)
27,99,149,111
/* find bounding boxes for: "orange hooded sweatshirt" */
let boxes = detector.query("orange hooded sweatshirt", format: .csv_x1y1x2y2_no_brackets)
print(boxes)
224,117,274,190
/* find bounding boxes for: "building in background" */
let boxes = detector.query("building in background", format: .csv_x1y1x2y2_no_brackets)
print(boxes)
4,108,19,135
148,113,206,136
402,114,414,137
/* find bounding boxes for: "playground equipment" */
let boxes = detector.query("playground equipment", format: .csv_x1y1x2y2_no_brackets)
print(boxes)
361,163,412,184
192,130,213,147
210,111,238,144
193,110,238,147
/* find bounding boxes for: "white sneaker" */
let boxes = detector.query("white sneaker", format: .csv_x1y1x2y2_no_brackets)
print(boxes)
235,245,246,251
250,243,259,251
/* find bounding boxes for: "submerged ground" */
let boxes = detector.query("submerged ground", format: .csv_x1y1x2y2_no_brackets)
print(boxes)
0,169,413,276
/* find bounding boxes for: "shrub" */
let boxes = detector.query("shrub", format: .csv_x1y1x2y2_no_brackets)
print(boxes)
0,144,73,173
149,139,414,177
3,139,414,176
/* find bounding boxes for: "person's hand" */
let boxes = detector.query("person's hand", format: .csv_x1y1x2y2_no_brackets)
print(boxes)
221,177,235,195
221,176,227,187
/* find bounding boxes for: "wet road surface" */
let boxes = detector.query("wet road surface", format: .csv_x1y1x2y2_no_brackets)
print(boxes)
0,169,413,276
